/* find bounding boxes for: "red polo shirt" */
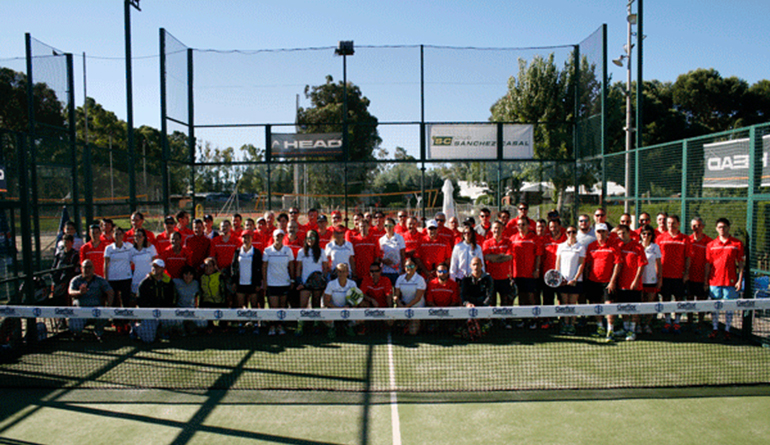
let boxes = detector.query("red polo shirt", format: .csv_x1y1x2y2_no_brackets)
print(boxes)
482,237,513,281
361,275,393,308
402,230,423,257
352,232,383,276
416,235,452,274
185,234,211,270
160,246,191,279
426,277,461,307
657,231,693,279
585,240,621,283
541,231,567,276
510,232,544,278
80,240,107,278
689,234,712,283
706,236,744,287
618,240,648,290
208,234,241,270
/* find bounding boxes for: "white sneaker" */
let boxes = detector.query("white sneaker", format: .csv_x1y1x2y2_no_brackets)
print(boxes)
626,331,636,341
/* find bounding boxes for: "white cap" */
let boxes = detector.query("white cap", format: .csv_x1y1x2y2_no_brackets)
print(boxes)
273,228,286,237
152,259,165,268
595,223,609,232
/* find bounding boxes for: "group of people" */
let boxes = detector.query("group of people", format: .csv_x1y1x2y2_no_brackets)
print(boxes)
54,204,744,342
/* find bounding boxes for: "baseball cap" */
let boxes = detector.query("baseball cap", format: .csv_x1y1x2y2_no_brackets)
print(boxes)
272,229,285,237
152,259,165,268
426,219,438,229
317,214,328,223
595,223,609,232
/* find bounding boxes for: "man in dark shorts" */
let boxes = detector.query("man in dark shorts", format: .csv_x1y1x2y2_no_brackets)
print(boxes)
509,216,543,329
584,223,621,340
482,221,514,327
657,215,692,334
68,259,114,341
688,217,711,332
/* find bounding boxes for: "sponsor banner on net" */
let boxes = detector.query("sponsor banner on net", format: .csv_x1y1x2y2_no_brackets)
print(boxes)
2,299,769,321
426,124,534,160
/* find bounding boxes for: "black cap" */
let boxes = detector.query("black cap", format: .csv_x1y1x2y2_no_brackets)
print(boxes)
463,216,475,226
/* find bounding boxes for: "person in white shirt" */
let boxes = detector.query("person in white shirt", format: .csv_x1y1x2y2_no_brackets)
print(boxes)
130,228,158,297
555,226,586,335
323,263,361,338
449,223,485,281
103,227,137,307
324,225,356,280
262,229,294,336
395,258,427,335
379,217,406,286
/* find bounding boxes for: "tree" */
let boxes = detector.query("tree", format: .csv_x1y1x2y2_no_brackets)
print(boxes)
672,68,749,133
0,67,65,134
295,75,382,203
490,53,600,213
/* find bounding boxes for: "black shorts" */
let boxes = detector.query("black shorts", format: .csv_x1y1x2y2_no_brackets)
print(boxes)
493,279,514,299
236,284,258,294
559,282,583,295
108,279,133,306
616,289,641,303
514,277,538,294
266,285,290,297
585,280,610,304
687,281,707,300
660,278,686,300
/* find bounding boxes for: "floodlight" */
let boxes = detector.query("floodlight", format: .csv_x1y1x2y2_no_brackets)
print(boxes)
627,13,637,24
612,57,625,67
335,41,355,56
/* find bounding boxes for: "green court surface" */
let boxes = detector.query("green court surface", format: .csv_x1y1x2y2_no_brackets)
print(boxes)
1,387,769,444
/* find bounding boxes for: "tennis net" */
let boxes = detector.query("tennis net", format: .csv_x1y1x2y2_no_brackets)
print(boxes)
1,300,769,392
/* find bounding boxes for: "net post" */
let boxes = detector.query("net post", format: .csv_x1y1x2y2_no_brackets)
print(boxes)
66,53,81,234
159,28,171,217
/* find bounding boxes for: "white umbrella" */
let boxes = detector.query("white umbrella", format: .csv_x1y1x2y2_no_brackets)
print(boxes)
442,179,456,220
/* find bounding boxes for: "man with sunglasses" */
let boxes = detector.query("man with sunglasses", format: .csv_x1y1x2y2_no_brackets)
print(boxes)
575,214,596,248
416,220,452,279
431,212,455,248
593,208,613,234
395,211,409,235
635,212,652,237
370,211,386,238
507,202,536,236
361,262,392,309
351,218,382,286
474,208,493,241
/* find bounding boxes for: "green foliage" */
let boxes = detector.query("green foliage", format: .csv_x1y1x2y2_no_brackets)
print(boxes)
0,67,65,135
295,75,382,203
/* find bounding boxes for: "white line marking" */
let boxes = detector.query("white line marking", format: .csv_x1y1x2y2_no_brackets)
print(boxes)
387,332,402,445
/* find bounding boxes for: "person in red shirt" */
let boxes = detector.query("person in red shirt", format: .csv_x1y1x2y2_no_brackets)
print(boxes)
688,217,712,330
99,218,115,245
175,211,194,244
231,213,244,239
416,220,452,280
634,212,652,237
125,212,156,247
538,218,567,330
160,231,191,279
482,221,514,310
288,207,306,236
497,210,514,238
615,224,648,341
301,208,319,233
448,216,463,246
209,219,241,271
253,218,269,252
394,211,409,235
507,202,537,237
184,218,212,273
360,262,393,308
330,211,345,233
584,223,621,339
425,263,460,307
284,221,306,257
431,212,455,248
510,217,544,329
345,213,364,242
704,218,745,340
316,215,333,249
369,211,386,238
80,224,107,278
402,217,423,259
351,218,382,286
657,214,693,333
155,216,177,253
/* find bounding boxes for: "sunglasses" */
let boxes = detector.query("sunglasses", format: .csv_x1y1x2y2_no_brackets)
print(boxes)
370,269,381,273
579,219,589,223
518,207,527,211
384,224,395,228
399,215,407,218
595,213,606,217
289,211,299,214
566,230,577,234
406,264,416,269
639,218,649,222
436,219,445,223
437,269,448,274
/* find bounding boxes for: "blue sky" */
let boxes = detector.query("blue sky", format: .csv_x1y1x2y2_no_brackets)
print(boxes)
2,0,768,156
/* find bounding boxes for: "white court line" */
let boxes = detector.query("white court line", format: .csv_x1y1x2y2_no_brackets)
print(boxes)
387,332,402,445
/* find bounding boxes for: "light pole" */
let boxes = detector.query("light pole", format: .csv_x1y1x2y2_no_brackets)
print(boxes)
613,1,638,216
125,0,140,212
335,41,354,224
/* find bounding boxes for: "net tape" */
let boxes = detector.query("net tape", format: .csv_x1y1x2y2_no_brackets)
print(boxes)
2,299,768,322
